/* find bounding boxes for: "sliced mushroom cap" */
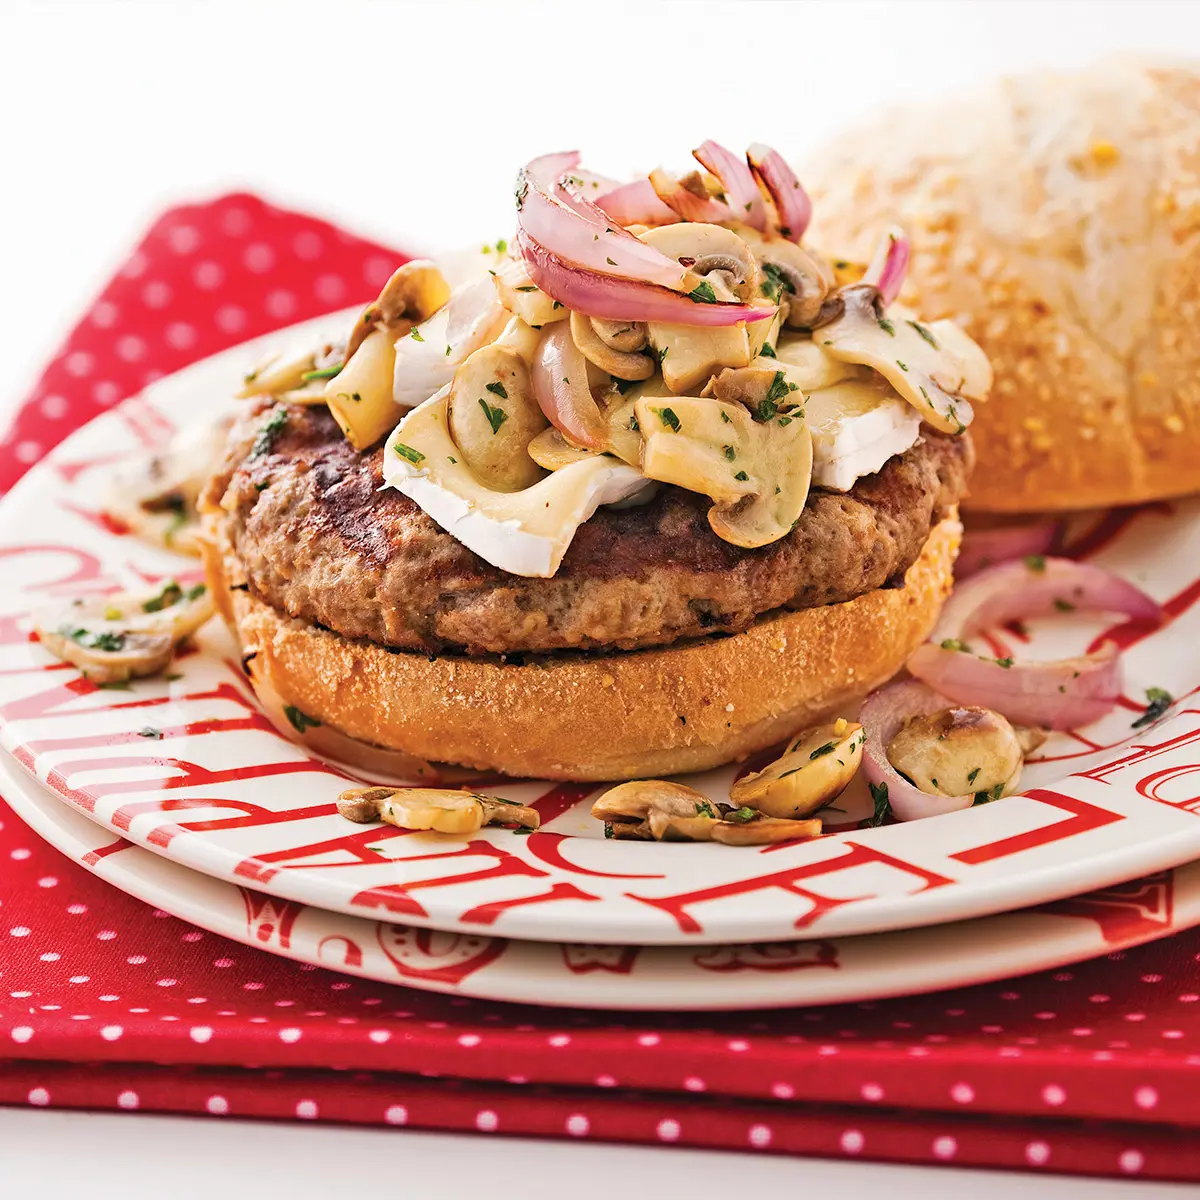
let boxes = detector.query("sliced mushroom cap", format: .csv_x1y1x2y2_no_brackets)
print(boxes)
104,418,231,556
527,427,598,472
773,334,858,391
448,344,548,491
750,237,835,329
819,286,981,435
346,260,451,361
638,223,760,301
324,327,400,451
636,395,812,549
591,779,712,824
591,319,648,354
235,341,344,401
646,321,753,394
35,580,214,685
336,786,539,835
525,388,641,472
492,256,569,328
570,311,655,381
490,315,545,366
712,815,822,846
887,706,1024,798
730,720,864,819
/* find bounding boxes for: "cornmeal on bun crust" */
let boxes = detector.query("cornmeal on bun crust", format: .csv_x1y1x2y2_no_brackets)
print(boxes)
805,59,1200,513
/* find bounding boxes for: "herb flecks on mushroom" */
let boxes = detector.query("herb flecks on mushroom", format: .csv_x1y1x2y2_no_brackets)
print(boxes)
35,581,214,685
337,786,540,835
730,719,864,819
636,395,812,549
591,780,821,846
886,706,1025,801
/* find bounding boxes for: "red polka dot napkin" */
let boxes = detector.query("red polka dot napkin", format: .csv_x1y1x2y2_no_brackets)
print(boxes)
4,195,1200,1183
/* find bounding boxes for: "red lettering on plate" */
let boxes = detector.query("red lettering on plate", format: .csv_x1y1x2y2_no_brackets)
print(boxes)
525,831,664,880
1038,871,1175,943
951,789,1123,866
692,941,839,973
377,926,506,985
560,944,641,974
1078,723,1200,785
459,881,599,927
240,889,304,949
628,842,954,935
531,783,598,824
316,935,364,968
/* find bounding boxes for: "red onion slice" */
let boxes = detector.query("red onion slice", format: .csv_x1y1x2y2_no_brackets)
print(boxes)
517,231,773,328
694,140,767,231
860,681,978,822
595,178,677,227
907,557,1162,729
517,155,689,292
530,323,608,449
746,143,812,243
862,226,911,306
649,168,735,224
957,520,1062,579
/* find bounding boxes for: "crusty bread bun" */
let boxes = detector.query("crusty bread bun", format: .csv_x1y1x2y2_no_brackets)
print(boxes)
204,515,960,782
804,59,1200,513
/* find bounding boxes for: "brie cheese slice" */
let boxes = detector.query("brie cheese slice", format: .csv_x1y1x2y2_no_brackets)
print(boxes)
382,387,645,578
806,377,921,492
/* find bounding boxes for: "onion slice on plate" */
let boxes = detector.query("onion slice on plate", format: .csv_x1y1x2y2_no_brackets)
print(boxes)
531,323,608,449
861,226,911,306
693,140,767,232
746,143,812,243
957,519,1062,579
649,167,735,224
517,231,774,328
907,557,1163,729
860,681,979,822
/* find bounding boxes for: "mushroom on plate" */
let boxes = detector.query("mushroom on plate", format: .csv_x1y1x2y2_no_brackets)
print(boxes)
337,786,540,835
886,705,1025,800
569,311,655,381
35,579,214,684
730,718,864,819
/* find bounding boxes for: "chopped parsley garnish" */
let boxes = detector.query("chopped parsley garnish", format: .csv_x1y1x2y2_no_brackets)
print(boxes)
143,581,183,612
759,343,777,359
726,806,758,824
478,397,508,434
720,410,731,424
603,822,615,839
410,327,424,342
723,445,736,461
895,359,909,372
1053,598,1075,612
1025,555,1047,572
605,256,618,266
867,781,891,827
695,801,717,819
185,583,207,602
908,320,939,348
250,407,288,457
940,638,972,652
755,371,793,422
809,741,837,759
445,344,452,356
1132,686,1173,729
393,443,426,466
139,726,164,740
495,238,507,254
627,414,639,432
653,406,681,433
995,657,1015,669
734,470,749,481
759,262,795,304
688,281,719,304
613,377,638,395
62,626,126,653
515,285,538,292
973,783,1004,806
967,767,981,786
778,416,793,427
485,381,509,400
514,175,529,209
301,364,342,382
284,705,321,735
877,316,896,337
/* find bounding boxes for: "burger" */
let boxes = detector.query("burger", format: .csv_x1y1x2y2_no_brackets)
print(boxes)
804,58,1200,514
200,140,989,782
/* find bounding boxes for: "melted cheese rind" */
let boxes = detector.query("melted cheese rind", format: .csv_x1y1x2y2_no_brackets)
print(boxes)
382,387,645,578
805,377,921,492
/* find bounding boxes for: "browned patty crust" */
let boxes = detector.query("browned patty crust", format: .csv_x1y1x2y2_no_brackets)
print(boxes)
203,403,972,655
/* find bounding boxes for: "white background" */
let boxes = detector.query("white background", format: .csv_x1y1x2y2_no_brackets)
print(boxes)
3,1,1200,1196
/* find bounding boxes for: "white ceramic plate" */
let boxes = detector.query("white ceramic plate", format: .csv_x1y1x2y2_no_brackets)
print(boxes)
5,748,1197,1011
3,314,1200,946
